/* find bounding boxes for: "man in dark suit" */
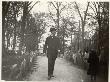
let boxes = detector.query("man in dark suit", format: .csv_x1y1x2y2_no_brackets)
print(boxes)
43,28,61,80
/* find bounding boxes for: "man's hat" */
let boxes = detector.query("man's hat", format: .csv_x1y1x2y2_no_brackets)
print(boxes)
50,28,56,32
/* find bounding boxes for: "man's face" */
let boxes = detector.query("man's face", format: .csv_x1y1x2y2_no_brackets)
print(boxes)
51,31,56,36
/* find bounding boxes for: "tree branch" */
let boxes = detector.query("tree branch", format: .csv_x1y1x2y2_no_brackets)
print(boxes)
83,2,90,22
89,3,97,16
50,2,57,10
59,4,66,14
56,2,61,8
28,1,40,13
28,1,33,6
93,2,98,14
74,2,83,21
48,4,57,24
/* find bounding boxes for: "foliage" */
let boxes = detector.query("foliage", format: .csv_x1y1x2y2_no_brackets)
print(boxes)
2,1,44,81
88,2,109,53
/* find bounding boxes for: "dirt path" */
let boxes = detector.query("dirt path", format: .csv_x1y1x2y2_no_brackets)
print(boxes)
25,56,106,82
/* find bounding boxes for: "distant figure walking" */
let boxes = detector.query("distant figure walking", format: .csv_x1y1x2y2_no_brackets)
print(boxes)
43,27,61,80
87,50,99,81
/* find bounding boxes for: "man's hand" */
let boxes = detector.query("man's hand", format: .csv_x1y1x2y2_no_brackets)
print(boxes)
43,53,46,55
43,53,48,57
58,50,60,53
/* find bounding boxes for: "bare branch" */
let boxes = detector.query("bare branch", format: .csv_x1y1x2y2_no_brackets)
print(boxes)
59,4,66,14
48,4,57,24
28,1,40,13
89,3,97,16
58,2,62,7
83,2,90,22
50,2,57,10
56,2,61,8
93,2,98,13
74,2,83,21
28,1,33,6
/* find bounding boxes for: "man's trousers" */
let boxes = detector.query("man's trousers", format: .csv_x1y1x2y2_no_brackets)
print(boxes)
48,56,56,76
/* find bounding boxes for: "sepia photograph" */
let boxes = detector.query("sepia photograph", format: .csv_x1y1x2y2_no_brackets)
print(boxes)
1,0,109,82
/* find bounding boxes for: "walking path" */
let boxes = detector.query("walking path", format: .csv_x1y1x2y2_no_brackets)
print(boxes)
25,56,107,82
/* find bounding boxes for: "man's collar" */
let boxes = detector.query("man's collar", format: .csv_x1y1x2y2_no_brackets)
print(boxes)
50,35,55,37
50,35,56,38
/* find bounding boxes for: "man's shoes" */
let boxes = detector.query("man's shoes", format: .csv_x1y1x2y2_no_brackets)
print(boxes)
48,74,55,80
51,75,54,77
48,76,51,80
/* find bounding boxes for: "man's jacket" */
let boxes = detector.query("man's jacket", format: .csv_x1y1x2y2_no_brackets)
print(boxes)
43,36,61,58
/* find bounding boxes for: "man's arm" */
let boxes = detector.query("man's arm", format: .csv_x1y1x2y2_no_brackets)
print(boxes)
43,37,48,53
57,38,62,53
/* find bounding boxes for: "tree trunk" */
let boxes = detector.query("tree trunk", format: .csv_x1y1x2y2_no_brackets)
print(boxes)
2,2,10,50
97,3,102,54
19,2,28,52
13,23,17,51
77,20,80,51
13,8,17,51
6,30,10,50
62,25,65,56
57,8,60,37
82,22,85,53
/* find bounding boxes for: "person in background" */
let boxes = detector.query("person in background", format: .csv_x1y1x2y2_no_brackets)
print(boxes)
84,50,89,63
87,49,99,81
83,50,89,69
43,27,61,80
